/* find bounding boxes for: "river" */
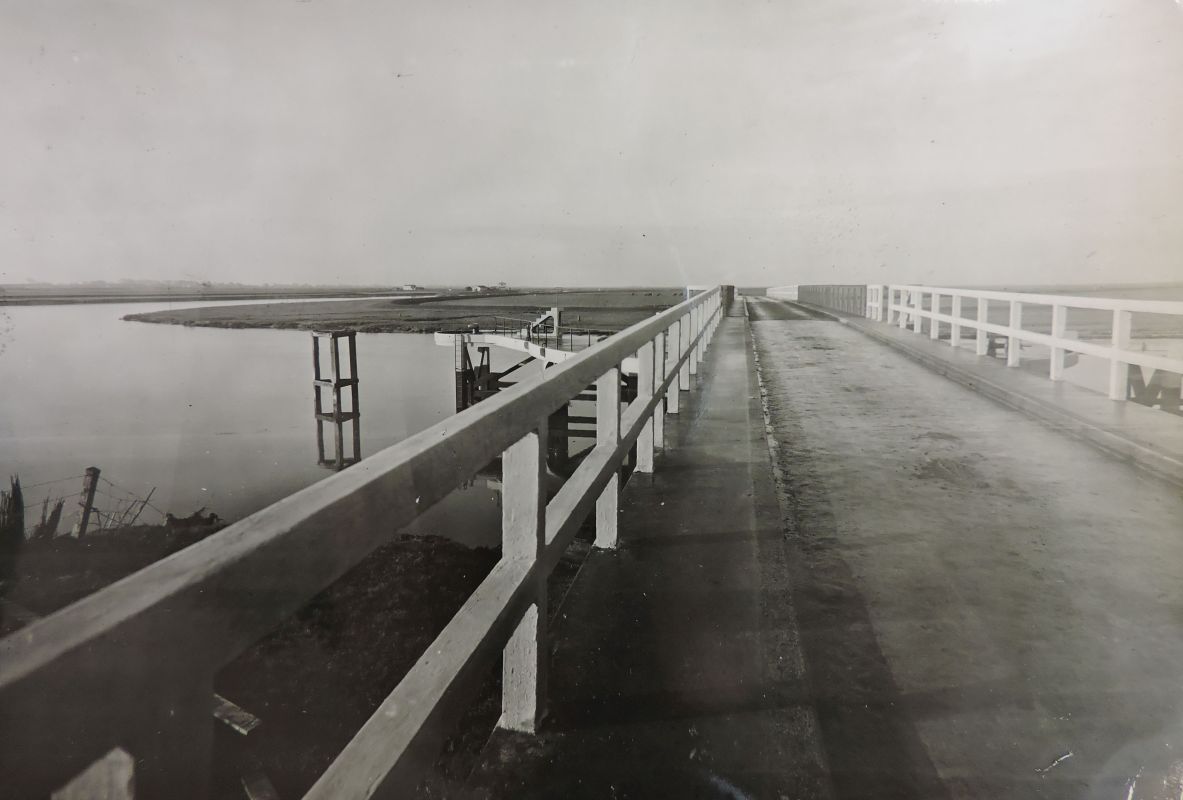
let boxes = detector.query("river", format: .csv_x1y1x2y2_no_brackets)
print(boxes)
0,299,507,547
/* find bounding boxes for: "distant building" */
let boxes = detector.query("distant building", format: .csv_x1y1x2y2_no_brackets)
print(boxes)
400,284,421,291
475,285,494,292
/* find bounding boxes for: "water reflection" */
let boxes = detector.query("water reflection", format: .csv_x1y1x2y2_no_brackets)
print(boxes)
0,301,509,546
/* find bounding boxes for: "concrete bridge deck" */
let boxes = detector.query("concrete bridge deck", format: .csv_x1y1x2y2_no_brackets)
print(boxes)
468,296,1183,799
469,302,828,797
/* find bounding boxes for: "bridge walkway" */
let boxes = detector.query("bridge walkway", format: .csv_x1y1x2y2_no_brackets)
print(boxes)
466,303,831,797
467,295,1183,799
749,296,1183,799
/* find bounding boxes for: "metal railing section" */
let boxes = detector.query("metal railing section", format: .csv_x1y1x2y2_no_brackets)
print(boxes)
444,313,607,352
0,287,725,800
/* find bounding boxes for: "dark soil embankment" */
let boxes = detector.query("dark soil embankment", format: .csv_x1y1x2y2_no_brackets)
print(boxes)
212,534,501,798
0,522,226,636
2,522,593,797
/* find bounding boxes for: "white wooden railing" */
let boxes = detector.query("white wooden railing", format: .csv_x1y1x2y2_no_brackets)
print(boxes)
872,284,1183,401
0,288,724,799
865,285,886,321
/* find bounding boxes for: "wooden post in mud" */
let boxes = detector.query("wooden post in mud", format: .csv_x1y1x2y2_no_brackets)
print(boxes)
72,467,100,538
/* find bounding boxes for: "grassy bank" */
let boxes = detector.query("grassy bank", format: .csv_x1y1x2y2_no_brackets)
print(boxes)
123,288,687,334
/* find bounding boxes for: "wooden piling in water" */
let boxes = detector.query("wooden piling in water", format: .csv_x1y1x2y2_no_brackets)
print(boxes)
313,331,361,470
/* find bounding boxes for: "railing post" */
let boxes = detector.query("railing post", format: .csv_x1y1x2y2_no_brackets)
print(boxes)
1007,300,1023,367
499,424,547,733
899,290,909,330
55,749,135,800
666,322,681,413
595,366,621,548
950,295,962,348
975,298,988,356
1050,304,1066,380
1108,309,1132,401
701,299,711,354
636,339,655,473
653,330,666,447
702,298,710,354
912,290,923,334
678,313,691,390
689,305,700,375
930,293,941,340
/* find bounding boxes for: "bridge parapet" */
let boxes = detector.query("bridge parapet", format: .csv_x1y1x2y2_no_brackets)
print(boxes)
797,285,867,316
876,284,1183,403
0,288,724,798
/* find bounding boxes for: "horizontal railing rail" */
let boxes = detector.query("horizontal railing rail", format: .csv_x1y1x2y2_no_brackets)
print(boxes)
873,284,1183,401
0,286,724,799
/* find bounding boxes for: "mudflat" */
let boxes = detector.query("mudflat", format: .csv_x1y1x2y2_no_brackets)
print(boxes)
123,287,687,333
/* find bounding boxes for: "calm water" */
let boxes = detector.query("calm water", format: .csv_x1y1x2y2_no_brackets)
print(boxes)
0,300,508,547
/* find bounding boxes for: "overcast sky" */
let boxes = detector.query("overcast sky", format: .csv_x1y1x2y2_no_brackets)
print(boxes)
2,0,1181,288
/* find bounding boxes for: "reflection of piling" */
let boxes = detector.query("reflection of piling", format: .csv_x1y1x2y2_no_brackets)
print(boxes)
72,467,100,537
313,331,361,470
548,404,570,473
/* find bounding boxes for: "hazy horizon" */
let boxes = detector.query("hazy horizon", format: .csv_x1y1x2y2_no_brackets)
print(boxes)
3,1,1181,289
6,277,1183,292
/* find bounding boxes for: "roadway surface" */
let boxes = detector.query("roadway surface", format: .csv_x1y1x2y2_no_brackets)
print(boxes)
470,296,1183,799
468,304,831,797
749,296,1183,799
745,296,831,321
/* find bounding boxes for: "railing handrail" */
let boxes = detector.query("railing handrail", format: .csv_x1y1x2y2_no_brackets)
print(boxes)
0,286,724,798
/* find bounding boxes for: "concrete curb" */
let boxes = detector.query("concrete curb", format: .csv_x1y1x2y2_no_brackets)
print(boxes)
825,311,1183,490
